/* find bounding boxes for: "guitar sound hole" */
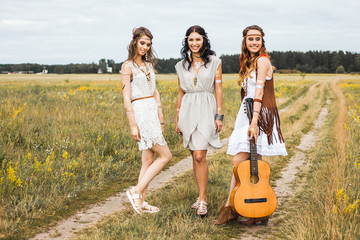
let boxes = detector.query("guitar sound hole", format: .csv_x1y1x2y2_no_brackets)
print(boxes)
250,175,259,184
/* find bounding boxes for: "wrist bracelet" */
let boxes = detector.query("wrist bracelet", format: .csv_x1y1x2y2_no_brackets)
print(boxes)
254,110,260,114
254,98,262,104
215,113,224,121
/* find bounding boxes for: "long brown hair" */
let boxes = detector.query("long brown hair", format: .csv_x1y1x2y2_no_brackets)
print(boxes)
238,25,269,86
127,27,157,68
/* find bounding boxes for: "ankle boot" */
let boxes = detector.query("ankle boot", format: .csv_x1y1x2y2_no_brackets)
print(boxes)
240,216,269,226
211,205,238,225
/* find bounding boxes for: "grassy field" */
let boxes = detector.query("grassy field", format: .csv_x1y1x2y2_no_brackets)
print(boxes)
0,73,330,239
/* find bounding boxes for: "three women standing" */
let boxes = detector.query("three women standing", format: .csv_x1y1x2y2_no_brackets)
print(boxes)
122,27,172,214
175,25,224,217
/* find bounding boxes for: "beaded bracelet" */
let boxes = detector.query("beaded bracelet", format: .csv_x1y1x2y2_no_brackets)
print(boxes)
215,113,224,121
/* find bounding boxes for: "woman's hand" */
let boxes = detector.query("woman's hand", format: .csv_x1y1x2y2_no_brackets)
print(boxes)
130,125,141,142
248,124,258,143
175,122,182,136
215,120,223,133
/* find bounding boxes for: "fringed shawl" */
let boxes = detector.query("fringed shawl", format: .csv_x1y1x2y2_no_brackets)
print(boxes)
241,73,284,145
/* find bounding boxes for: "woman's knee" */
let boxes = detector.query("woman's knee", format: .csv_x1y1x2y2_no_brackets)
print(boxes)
164,151,172,163
193,153,206,163
142,156,154,166
232,153,249,166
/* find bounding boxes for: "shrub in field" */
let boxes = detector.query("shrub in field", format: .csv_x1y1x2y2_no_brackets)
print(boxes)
336,65,346,74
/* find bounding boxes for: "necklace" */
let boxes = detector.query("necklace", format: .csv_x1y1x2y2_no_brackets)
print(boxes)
193,61,201,69
193,62,202,87
134,61,151,82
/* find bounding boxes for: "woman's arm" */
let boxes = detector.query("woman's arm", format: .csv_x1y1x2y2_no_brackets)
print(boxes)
121,63,140,142
153,88,164,132
214,64,223,133
248,56,271,143
175,77,184,135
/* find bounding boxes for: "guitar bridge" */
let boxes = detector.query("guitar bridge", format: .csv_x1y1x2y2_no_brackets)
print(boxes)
244,198,267,203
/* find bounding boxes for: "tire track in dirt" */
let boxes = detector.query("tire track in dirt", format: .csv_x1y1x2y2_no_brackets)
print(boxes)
236,87,331,240
31,91,306,240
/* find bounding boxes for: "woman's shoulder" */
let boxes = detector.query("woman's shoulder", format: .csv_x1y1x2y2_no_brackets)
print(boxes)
257,55,271,66
208,55,220,61
175,59,187,71
121,61,132,73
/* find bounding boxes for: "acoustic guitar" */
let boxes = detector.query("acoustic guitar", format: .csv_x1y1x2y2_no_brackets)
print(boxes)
230,98,277,218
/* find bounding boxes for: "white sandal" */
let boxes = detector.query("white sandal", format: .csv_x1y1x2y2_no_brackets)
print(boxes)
191,197,200,209
197,201,208,218
142,201,160,213
126,187,142,214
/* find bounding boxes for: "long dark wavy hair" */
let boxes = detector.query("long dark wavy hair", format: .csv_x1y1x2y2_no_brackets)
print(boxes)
127,27,157,68
238,25,269,86
181,25,215,71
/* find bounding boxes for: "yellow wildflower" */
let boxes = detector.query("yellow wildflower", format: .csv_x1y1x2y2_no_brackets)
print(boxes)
62,151,68,160
7,165,16,183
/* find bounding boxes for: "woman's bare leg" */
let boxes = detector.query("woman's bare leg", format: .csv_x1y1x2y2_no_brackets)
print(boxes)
134,144,172,196
224,152,250,207
192,150,208,202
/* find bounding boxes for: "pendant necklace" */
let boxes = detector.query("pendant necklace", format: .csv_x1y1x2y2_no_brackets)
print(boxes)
193,61,202,87
134,61,152,90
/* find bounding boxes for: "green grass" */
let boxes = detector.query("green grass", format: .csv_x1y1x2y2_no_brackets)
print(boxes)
273,78,360,239
73,76,327,240
0,73,318,239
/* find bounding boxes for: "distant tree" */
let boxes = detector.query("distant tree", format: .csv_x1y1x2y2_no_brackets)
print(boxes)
336,65,345,74
98,58,107,73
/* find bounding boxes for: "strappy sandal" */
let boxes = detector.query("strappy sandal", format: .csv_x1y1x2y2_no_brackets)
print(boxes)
142,201,160,213
126,187,142,214
197,201,208,218
191,197,200,209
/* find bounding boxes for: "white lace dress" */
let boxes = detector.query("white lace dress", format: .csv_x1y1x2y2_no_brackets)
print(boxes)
126,61,166,151
227,71,287,156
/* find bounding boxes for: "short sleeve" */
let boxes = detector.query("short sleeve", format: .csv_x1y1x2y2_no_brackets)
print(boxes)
121,62,132,75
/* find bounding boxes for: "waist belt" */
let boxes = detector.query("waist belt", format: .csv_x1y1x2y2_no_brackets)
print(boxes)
131,96,154,103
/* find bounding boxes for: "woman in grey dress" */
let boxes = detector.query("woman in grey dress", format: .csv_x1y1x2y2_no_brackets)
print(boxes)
175,25,224,217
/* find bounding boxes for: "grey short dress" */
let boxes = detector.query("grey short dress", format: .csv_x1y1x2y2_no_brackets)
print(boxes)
175,55,223,150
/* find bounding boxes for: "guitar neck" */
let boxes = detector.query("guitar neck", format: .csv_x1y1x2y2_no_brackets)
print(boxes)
250,138,258,176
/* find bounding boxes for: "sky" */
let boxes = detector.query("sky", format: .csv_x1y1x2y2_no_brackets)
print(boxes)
1,0,359,64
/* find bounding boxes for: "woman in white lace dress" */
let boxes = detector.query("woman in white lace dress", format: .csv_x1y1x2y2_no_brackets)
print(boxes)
212,25,287,225
122,27,172,214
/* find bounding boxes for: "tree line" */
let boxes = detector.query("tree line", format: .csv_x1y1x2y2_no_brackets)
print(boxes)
1,51,359,74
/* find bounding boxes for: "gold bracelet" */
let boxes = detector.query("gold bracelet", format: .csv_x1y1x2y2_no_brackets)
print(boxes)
160,122,164,125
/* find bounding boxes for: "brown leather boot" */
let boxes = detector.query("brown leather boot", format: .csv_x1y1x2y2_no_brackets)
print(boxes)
239,216,269,226
211,205,239,225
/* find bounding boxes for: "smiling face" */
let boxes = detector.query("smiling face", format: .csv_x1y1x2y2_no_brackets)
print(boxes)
187,32,204,54
245,29,263,56
136,35,152,56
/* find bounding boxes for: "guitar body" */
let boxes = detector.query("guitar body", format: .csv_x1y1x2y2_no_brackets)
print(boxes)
230,159,277,218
